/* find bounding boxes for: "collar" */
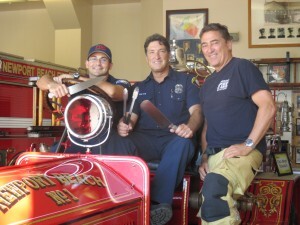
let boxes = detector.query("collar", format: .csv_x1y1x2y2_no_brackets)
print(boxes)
144,67,176,84
106,74,113,82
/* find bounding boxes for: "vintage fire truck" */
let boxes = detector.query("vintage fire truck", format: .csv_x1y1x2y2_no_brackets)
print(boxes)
0,52,300,225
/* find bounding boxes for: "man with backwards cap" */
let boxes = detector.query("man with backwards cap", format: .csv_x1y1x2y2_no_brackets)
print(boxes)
37,43,132,154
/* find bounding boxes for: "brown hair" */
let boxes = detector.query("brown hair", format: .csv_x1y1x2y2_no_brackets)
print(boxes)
199,23,232,42
144,33,170,54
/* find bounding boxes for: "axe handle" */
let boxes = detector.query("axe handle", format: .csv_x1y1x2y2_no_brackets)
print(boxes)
169,124,178,130
124,113,132,125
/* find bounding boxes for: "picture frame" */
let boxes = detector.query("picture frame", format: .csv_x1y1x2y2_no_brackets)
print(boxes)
267,63,290,83
248,0,300,48
296,118,300,136
297,96,300,109
272,152,293,176
166,9,208,63
296,146,300,163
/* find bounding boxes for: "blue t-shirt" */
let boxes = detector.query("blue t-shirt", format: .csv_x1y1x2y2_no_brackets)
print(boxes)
199,58,270,153
132,68,200,135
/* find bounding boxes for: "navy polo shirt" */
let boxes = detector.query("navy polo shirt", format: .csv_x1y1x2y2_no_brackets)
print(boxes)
132,68,200,135
199,58,270,153
106,75,131,124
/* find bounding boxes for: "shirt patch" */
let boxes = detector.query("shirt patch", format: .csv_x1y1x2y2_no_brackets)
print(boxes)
217,79,229,91
116,79,130,85
174,84,183,94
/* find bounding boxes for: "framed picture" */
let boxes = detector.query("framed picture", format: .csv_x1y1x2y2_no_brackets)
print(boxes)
267,63,290,83
296,146,300,163
296,118,300,136
166,9,208,62
273,152,293,176
248,0,300,48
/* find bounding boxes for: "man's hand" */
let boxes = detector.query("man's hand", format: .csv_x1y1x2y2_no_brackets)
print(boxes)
117,119,133,137
45,73,74,98
170,124,193,138
198,154,209,181
47,81,69,98
222,143,253,159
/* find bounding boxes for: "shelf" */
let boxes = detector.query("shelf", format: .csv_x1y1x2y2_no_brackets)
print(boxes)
251,58,300,64
250,57,300,89
269,83,300,90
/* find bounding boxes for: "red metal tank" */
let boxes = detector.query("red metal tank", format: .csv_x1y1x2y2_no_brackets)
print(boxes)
0,152,150,224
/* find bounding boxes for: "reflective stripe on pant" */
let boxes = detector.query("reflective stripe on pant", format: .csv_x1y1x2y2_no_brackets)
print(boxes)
198,149,263,225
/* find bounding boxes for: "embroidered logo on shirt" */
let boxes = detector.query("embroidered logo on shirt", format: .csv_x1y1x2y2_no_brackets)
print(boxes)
116,80,130,85
217,79,229,91
174,84,183,94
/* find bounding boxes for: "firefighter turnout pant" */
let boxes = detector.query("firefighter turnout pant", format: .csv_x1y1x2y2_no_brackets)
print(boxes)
198,148,262,225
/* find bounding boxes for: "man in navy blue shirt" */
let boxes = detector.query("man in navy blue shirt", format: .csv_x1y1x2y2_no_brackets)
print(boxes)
117,34,202,225
198,23,276,225
37,43,131,154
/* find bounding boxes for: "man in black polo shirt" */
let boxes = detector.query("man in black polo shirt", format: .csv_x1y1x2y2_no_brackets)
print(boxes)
198,23,276,224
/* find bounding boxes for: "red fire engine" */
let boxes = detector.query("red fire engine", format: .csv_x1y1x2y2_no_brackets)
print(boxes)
0,52,299,225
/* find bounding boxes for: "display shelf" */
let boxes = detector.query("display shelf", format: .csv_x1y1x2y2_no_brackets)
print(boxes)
269,82,300,90
251,58,300,64
251,57,300,87
251,58,300,169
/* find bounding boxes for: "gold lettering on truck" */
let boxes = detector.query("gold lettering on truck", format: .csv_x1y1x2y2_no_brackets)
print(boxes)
0,173,107,214
0,181,30,213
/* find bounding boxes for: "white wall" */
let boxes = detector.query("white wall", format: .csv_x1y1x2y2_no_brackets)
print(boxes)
0,0,299,81
92,3,143,81
0,7,55,62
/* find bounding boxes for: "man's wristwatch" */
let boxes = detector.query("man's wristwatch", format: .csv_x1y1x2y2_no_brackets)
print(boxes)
73,72,80,79
245,138,255,150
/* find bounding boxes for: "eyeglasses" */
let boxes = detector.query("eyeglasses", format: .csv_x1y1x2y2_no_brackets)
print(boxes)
88,57,109,64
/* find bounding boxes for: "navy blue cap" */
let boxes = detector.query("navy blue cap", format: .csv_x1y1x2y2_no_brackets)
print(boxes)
87,44,112,61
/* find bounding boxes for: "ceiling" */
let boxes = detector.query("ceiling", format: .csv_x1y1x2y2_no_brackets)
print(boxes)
0,0,140,5
92,0,140,5
0,0,140,11
0,0,41,3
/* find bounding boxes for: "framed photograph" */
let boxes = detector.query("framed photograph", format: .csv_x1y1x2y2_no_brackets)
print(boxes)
166,9,208,62
296,118,300,136
248,0,300,48
267,63,290,83
296,146,300,163
273,152,293,176
297,96,300,109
